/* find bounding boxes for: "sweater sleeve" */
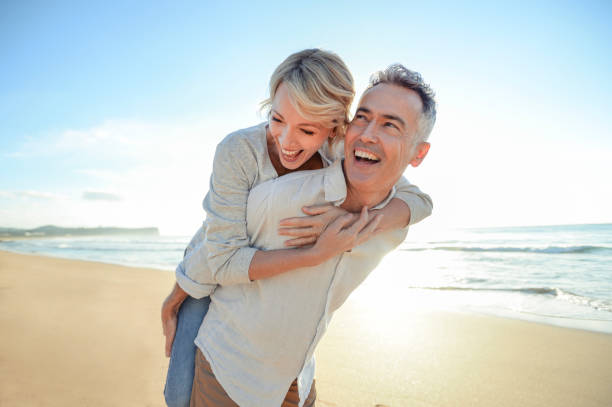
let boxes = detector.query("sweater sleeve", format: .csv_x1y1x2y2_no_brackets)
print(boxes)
183,225,204,258
180,133,259,286
175,225,217,298
393,176,433,226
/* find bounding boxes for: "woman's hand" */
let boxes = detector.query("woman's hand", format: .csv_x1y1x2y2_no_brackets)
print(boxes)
279,204,349,247
309,207,383,261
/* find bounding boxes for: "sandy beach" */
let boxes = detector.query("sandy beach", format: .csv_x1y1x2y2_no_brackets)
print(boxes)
1,250,611,407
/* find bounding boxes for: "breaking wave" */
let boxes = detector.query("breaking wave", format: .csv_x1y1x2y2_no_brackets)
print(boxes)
402,245,610,254
408,286,612,313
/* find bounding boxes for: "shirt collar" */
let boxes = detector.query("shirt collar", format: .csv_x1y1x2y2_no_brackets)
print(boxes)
323,160,347,205
323,160,396,210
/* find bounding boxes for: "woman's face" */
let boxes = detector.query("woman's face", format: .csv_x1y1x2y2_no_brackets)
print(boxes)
268,83,334,170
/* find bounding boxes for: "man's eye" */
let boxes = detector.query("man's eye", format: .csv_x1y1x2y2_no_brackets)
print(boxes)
384,122,399,130
354,114,367,121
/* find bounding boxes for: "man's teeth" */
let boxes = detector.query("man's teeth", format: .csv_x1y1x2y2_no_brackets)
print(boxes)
355,150,380,162
282,148,300,157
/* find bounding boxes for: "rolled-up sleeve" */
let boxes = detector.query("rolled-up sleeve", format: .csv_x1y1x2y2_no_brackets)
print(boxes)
183,224,204,258
182,135,259,286
176,261,216,299
393,176,433,225
175,225,216,298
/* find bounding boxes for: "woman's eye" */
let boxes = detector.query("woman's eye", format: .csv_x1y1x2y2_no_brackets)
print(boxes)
355,114,367,121
301,129,314,136
271,116,282,123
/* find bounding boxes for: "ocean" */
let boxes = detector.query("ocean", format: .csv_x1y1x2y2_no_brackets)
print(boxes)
2,223,611,334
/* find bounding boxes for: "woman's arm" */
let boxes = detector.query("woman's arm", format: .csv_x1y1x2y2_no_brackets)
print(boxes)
279,176,432,247
370,197,413,229
367,176,433,231
182,130,380,287
192,135,259,286
390,175,433,226
248,208,381,280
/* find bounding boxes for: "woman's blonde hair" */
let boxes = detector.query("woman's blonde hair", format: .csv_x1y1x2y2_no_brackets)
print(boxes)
260,49,354,139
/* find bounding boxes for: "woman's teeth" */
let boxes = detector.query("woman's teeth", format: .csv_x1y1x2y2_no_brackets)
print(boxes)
282,148,300,157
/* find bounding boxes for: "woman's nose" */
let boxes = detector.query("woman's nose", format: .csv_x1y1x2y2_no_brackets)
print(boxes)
279,127,298,147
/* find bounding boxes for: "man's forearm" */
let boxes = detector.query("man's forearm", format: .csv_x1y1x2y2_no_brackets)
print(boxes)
163,282,188,313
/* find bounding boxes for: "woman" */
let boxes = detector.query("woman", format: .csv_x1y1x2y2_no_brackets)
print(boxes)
162,49,432,407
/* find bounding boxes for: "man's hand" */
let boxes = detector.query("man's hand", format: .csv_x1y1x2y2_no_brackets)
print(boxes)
161,283,188,357
279,204,348,247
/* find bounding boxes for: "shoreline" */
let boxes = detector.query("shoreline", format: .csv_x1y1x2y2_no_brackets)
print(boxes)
0,244,178,273
2,246,611,335
1,250,612,406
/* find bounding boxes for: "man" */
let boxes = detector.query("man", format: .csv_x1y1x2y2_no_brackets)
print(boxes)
165,64,435,407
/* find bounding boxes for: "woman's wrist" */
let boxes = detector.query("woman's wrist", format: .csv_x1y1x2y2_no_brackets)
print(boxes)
282,246,325,269
302,246,325,267
307,240,341,266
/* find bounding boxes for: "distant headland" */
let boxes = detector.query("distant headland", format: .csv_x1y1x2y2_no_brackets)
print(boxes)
0,225,159,238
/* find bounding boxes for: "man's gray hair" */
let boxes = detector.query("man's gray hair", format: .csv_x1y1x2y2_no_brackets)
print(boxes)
367,64,436,143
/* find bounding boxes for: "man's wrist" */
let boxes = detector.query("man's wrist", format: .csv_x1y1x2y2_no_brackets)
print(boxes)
164,283,188,309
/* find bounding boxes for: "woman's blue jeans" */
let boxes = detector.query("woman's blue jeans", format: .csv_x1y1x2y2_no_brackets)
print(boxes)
163,295,211,407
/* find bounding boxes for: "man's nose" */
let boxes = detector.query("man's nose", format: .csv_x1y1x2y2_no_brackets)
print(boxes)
359,121,378,143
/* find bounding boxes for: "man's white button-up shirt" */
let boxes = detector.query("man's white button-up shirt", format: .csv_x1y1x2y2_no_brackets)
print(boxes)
177,159,407,407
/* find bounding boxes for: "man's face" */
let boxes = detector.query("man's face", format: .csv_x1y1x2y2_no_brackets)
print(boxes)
344,83,430,196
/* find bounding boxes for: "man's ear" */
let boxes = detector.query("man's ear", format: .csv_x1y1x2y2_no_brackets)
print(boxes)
409,142,430,167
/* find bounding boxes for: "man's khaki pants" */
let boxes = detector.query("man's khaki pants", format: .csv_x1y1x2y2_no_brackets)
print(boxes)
190,348,317,407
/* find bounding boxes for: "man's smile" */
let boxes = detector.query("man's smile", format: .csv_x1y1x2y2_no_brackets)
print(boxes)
353,147,381,167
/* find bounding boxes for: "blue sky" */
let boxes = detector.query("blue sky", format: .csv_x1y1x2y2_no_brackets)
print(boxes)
1,1,611,234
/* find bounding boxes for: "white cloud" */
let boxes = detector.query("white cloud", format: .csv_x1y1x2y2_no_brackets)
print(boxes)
74,169,120,181
3,104,611,234
18,190,66,200
0,190,68,200
2,113,260,234
408,110,612,229
82,191,122,201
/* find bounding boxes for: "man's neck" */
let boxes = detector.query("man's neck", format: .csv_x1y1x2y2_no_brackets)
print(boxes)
340,162,391,211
